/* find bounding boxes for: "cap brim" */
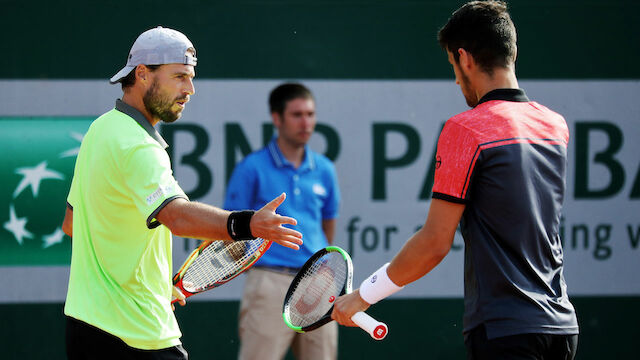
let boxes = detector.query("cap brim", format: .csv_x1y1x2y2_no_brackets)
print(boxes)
109,65,136,84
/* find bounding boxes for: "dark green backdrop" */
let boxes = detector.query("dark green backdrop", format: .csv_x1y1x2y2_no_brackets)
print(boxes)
2,0,638,79
2,297,639,359
2,0,639,359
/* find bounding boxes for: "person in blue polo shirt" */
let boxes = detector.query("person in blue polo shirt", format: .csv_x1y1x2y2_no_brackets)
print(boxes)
225,83,340,360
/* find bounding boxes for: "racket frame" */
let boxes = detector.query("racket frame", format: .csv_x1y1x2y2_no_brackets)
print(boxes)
173,238,271,300
282,245,353,333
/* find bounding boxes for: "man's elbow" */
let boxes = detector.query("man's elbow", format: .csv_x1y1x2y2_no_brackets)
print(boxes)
420,234,453,267
164,218,190,238
62,222,72,237
156,198,191,237
62,206,73,237
433,243,452,261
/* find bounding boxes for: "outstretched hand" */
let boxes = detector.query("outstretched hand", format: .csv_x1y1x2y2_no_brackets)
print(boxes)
250,193,303,249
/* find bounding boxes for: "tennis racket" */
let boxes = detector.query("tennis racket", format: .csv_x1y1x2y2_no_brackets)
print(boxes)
282,246,388,340
172,238,271,303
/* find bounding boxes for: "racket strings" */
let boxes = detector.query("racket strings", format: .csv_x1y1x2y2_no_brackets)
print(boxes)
182,239,263,292
287,252,347,327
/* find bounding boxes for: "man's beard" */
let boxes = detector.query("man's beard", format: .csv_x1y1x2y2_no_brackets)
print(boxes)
143,80,183,123
459,71,478,108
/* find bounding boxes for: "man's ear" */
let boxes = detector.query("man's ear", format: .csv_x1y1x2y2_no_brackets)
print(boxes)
135,65,148,83
457,48,474,72
271,112,282,127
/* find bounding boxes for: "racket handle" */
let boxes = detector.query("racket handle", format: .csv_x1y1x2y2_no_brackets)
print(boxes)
351,311,388,340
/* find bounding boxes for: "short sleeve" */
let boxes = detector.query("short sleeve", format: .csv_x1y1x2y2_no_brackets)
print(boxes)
432,120,479,203
121,143,188,229
67,159,80,209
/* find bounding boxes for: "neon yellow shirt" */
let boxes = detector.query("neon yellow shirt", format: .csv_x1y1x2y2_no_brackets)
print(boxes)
65,100,187,350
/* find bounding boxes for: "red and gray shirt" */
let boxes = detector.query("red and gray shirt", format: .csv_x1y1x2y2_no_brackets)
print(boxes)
433,88,579,339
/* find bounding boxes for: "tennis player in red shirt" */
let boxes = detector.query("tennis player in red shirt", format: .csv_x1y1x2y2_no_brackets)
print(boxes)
332,2,579,358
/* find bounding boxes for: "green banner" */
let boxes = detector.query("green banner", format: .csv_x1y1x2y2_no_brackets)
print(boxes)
0,117,91,265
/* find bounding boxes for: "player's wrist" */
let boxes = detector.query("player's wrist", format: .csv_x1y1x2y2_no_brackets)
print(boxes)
227,210,256,241
353,289,370,308
359,263,404,305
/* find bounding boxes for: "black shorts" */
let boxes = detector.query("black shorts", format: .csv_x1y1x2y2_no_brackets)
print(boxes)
65,316,188,360
465,324,578,360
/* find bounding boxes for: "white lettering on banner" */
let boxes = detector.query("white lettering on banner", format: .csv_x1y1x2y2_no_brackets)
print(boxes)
0,80,639,303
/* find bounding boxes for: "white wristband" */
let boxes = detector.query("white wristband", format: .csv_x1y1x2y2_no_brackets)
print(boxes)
359,263,403,305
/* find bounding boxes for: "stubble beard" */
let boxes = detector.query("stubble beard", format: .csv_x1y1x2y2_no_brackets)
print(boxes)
143,80,182,124
459,72,478,107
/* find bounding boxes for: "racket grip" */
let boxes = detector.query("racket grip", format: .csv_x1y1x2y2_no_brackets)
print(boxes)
351,311,388,340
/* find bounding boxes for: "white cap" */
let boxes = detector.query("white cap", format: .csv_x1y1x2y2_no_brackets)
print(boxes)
110,26,197,84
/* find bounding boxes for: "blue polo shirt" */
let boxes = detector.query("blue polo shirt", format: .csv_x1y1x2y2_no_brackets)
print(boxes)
224,139,340,268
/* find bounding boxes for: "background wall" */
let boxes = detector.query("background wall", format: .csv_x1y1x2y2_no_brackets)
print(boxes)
2,0,639,80
1,1,639,359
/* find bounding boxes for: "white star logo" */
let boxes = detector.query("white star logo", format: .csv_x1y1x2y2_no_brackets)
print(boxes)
42,227,65,248
3,205,33,245
59,131,84,158
13,161,64,198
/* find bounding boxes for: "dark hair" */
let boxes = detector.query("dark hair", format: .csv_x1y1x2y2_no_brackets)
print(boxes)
437,1,517,75
268,83,314,115
119,64,161,89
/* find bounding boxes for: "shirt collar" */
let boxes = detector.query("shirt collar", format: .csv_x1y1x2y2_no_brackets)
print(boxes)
476,88,530,106
115,99,169,149
267,138,315,170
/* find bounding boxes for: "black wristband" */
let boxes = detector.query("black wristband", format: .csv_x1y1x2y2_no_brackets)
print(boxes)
227,211,256,241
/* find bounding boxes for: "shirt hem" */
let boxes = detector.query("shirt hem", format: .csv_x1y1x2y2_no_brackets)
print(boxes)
432,192,467,204
147,195,188,229
64,313,182,350
465,322,580,340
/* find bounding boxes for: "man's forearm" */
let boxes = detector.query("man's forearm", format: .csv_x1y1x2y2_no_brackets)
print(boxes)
158,198,232,241
387,228,452,286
